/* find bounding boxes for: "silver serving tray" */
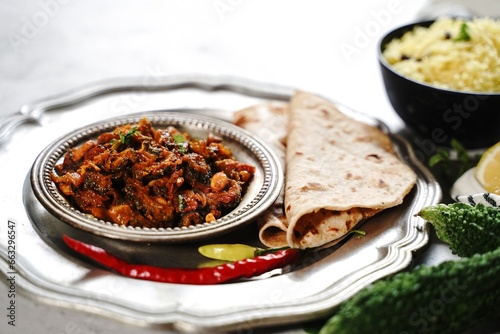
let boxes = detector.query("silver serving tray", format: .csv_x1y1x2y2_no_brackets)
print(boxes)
0,75,441,333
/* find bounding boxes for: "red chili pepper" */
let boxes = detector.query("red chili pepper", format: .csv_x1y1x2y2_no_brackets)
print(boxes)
63,235,301,285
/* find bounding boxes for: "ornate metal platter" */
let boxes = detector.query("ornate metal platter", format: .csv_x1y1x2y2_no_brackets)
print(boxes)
0,75,441,333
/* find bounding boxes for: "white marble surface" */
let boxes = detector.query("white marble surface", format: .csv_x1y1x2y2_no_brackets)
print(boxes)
1,1,499,333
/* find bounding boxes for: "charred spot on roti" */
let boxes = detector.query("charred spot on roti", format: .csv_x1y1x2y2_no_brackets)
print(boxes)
365,154,383,162
346,219,355,230
345,173,362,180
378,179,389,189
300,182,327,192
319,108,329,117
310,182,327,190
295,151,304,156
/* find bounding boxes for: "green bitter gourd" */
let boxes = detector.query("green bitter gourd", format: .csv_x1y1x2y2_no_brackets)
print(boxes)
418,202,500,257
318,203,500,334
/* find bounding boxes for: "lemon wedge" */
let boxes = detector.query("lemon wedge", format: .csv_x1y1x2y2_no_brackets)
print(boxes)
475,141,500,195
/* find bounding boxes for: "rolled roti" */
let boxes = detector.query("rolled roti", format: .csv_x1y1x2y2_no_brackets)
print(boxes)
284,91,416,248
234,92,417,249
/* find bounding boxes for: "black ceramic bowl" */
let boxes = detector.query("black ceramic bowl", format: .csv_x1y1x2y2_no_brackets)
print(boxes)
378,20,500,149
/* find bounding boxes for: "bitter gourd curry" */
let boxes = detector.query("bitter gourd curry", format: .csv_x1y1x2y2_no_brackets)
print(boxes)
51,118,255,229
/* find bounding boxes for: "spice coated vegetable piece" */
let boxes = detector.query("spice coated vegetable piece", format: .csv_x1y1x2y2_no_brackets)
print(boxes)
63,236,301,285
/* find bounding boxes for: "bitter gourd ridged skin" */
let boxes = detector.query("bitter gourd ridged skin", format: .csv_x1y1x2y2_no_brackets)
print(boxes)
319,247,500,334
418,203,500,257
319,203,500,334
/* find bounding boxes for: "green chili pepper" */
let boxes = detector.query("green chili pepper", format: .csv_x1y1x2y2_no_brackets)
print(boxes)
198,244,258,262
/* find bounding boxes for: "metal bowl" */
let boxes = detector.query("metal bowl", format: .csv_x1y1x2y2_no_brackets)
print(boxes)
29,110,283,243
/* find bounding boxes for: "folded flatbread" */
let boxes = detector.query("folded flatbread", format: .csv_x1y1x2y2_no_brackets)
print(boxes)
234,101,290,247
234,92,417,249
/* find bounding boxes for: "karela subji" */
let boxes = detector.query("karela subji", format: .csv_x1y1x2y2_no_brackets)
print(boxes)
418,202,500,257
319,247,500,334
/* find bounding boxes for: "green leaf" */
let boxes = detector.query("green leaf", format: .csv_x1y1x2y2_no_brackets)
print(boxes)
427,139,480,193
450,138,475,174
119,126,139,144
178,194,184,211
428,150,449,167
173,133,187,153
454,22,471,42
173,133,186,144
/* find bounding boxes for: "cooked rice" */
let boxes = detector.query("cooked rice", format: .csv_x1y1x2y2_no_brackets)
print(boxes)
383,17,500,93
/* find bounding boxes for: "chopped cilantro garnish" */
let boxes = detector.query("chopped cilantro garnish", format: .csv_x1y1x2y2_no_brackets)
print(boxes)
119,126,140,144
173,133,187,153
427,138,480,194
173,133,186,144
178,194,184,211
454,23,471,42
428,138,472,174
